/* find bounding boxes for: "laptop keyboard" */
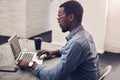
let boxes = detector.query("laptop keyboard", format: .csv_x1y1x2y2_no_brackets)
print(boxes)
21,52,34,60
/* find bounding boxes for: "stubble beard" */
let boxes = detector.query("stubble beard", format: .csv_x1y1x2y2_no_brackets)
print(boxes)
61,26,69,33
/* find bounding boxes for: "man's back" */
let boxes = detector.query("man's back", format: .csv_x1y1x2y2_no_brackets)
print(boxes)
60,26,100,80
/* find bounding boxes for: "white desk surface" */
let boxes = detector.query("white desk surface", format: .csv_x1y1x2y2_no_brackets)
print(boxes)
0,39,62,80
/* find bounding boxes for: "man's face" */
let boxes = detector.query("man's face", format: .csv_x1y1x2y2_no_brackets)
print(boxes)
57,7,70,32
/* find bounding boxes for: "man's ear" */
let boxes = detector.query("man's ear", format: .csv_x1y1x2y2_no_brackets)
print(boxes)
68,14,75,22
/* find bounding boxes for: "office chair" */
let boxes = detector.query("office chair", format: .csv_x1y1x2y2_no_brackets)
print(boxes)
99,65,112,80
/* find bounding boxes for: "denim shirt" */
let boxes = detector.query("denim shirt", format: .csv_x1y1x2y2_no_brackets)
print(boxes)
34,26,100,80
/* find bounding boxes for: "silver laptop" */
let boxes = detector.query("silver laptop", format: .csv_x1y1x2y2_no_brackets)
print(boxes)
8,34,43,64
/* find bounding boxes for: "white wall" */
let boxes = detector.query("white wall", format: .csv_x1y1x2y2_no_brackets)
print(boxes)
26,0,52,38
0,0,26,37
0,0,52,38
105,0,120,53
80,0,108,53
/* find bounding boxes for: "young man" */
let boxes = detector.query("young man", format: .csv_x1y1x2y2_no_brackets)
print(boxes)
17,1,100,80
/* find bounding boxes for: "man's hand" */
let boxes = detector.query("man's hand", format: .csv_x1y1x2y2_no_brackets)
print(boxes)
37,50,53,60
37,49,60,60
17,59,31,70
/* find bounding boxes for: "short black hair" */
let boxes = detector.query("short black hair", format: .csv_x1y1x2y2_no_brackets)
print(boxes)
59,0,83,24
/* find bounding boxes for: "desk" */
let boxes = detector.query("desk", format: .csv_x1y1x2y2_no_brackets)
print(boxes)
0,40,62,80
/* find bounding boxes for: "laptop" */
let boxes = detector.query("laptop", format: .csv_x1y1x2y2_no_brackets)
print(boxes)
8,34,43,64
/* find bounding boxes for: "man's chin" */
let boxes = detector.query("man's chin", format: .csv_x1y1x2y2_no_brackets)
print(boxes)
62,29,68,33
60,26,68,32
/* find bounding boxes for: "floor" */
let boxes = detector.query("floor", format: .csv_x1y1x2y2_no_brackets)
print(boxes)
0,35,120,80
99,52,120,80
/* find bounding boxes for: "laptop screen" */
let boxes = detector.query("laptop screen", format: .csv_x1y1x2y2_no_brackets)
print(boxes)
8,34,21,59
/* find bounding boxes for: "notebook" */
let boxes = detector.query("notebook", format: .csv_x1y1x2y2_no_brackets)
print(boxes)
8,34,43,64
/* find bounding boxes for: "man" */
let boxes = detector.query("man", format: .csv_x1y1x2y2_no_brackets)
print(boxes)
17,1,100,80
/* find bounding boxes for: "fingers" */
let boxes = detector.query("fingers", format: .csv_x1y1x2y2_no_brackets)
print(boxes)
37,50,53,60
17,59,30,70
37,49,47,57
17,60,25,70
38,54,47,60
17,60,22,66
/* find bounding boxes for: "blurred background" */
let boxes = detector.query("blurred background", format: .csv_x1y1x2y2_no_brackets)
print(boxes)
0,0,120,53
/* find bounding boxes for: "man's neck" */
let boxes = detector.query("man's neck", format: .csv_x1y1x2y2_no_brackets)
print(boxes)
69,23,81,32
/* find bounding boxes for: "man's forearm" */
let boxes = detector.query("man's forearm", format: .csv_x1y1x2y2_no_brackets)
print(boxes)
52,50,61,57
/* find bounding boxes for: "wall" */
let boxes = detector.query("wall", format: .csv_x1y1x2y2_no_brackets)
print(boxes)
105,0,120,53
26,0,52,38
0,0,26,37
0,0,52,38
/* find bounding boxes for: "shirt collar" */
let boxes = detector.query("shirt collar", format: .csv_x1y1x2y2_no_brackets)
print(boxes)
66,25,84,41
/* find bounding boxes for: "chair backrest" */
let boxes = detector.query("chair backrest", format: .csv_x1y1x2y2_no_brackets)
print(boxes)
99,65,112,80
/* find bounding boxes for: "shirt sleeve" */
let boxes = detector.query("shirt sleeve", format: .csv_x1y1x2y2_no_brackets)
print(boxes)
34,41,84,80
